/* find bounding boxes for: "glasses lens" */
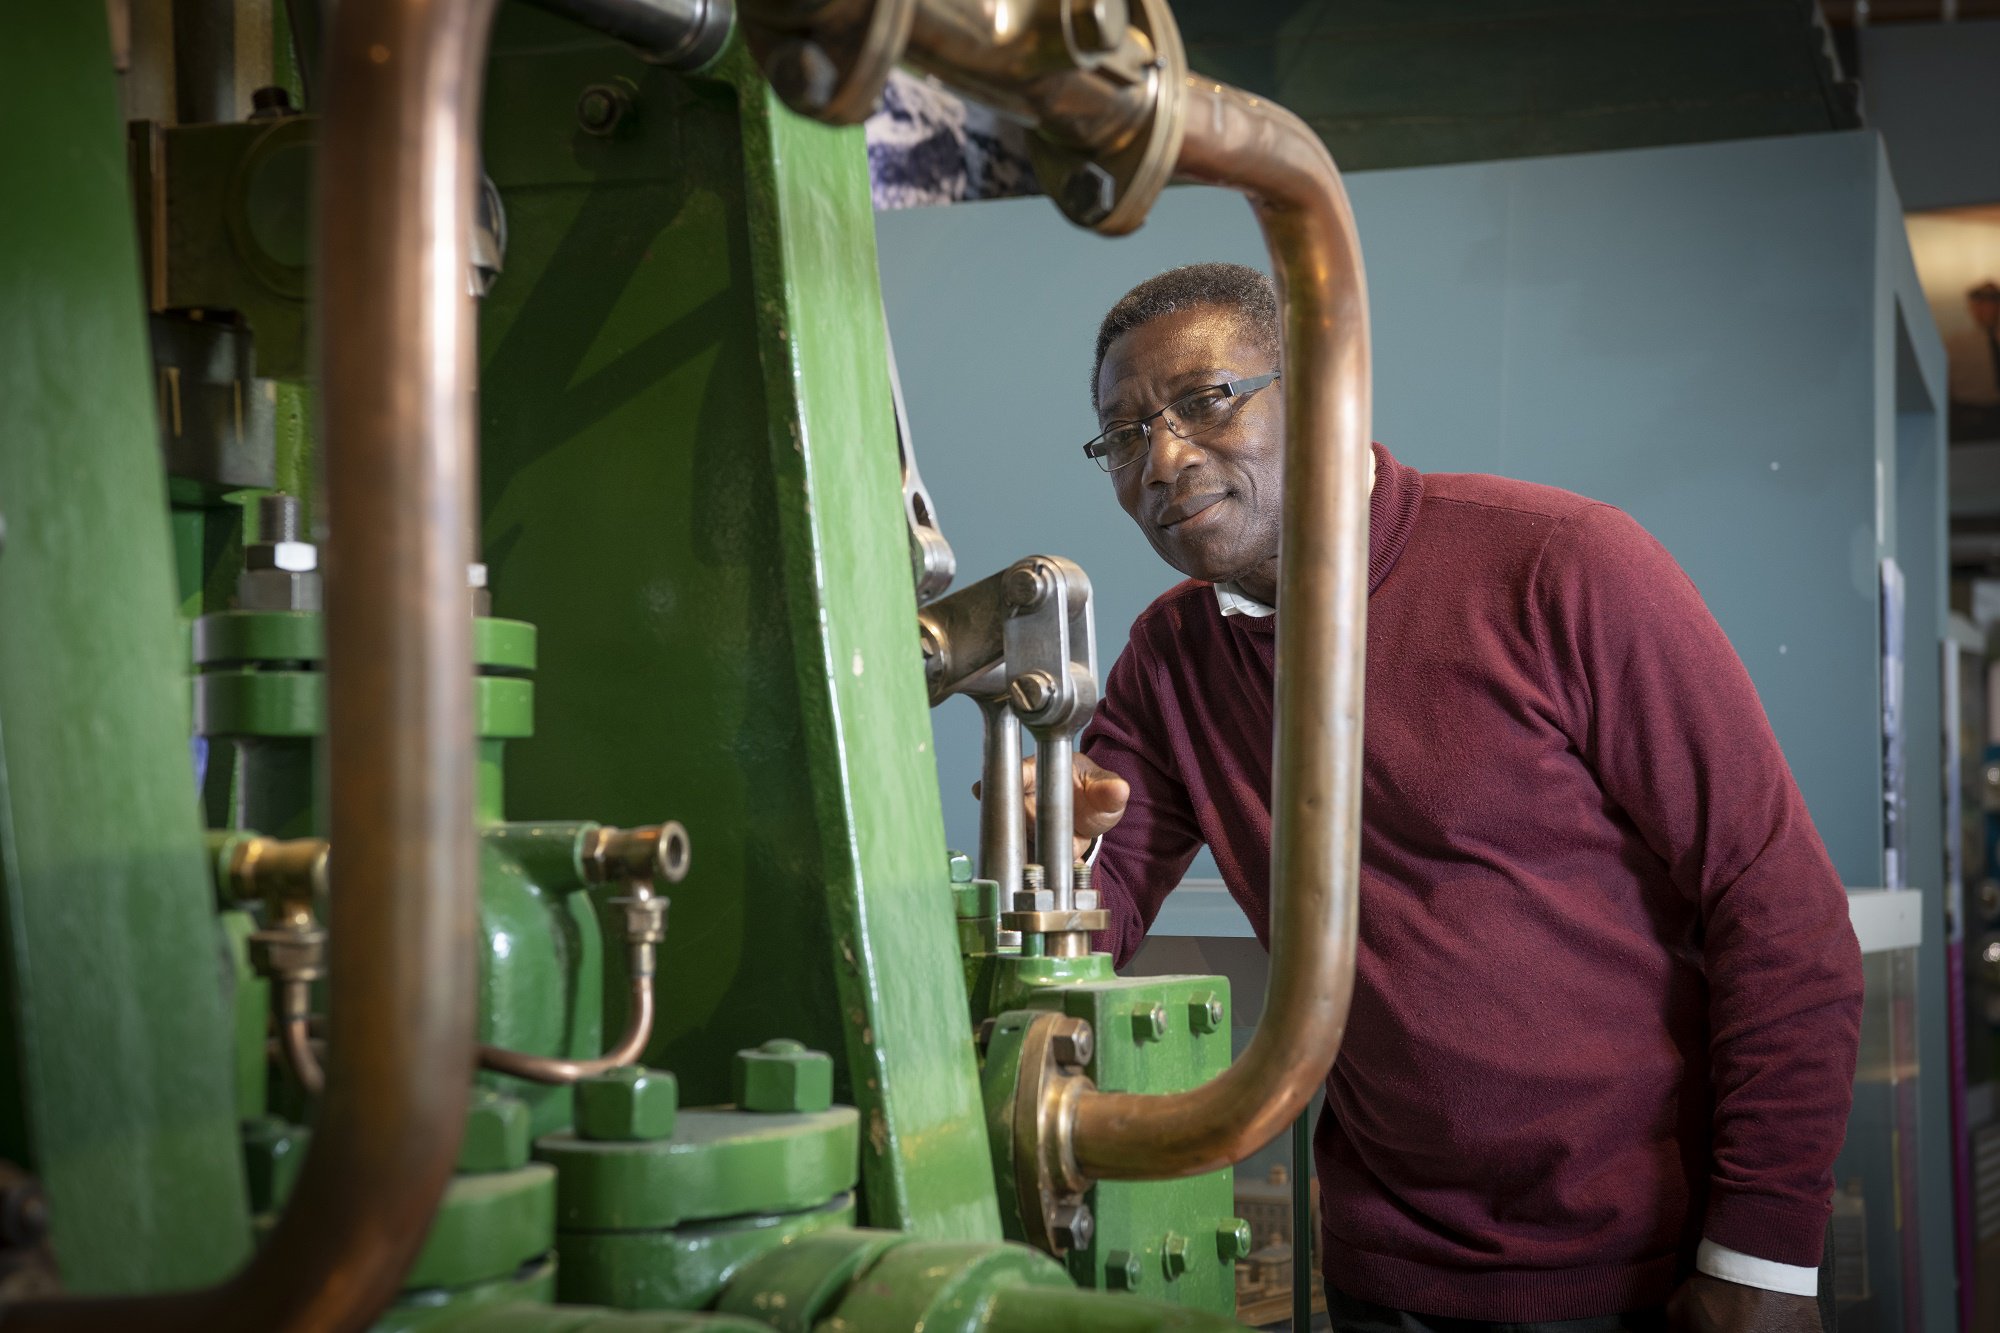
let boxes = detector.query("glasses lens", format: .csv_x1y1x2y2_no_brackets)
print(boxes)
1165,385,1237,440
1094,424,1148,472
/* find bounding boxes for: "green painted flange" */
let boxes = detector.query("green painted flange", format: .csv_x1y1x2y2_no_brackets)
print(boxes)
554,1193,854,1310
714,1228,908,1332
824,1238,1072,1333
535,1107,858,1231
402,1164,557,1292
195,670,532,739
373,1257,557,1333
192,610,536,671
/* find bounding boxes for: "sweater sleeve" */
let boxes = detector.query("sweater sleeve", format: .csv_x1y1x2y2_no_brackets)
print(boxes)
1531,503,1864,1270
1080,625,1204,967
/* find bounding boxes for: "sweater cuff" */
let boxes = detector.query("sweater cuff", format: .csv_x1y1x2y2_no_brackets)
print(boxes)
1703,1183,1830,1269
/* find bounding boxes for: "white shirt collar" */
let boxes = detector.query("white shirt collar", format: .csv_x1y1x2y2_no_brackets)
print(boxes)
1212,449,1377,620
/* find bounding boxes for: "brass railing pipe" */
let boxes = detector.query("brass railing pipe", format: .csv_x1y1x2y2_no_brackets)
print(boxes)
1068,76,1368,1180
2,1,494,1327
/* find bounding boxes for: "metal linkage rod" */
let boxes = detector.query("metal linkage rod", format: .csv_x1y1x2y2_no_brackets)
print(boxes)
525,0,734,67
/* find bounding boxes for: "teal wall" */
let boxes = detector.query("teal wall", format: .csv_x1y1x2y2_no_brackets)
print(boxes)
879,128,1954,1324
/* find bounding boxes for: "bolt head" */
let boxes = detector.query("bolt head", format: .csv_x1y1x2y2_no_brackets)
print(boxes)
733,1038,834,1113
768,39,839,114
1217,1218,1253,1262
1161,1231,1190,1278
1052,1201,1094,1251
575,1065,679,1142
1188,991,1225,1034
459,1089,531,1173
1106,1248,1142,1290
1002,564,1049,610
577,84,628,135
947,850,974,884
1009,671,1055,715
1059,161,1118,228
1051,1022,1094,1068
1069,0,1128,52
1131,1001,1168,1043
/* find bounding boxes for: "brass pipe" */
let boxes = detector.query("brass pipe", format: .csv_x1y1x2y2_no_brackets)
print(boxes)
2,0,494,1326
277,978,327,1098
1068,76,1368,1180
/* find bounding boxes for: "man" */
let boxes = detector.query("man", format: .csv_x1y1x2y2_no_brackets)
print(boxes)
1059,263,1863,1333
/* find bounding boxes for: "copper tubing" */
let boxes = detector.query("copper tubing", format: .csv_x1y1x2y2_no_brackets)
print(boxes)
2,1,494,1327
277,979,327,1098
480,971,656,1084
1068,77,1368,1180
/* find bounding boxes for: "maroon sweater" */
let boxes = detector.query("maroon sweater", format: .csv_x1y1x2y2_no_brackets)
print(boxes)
1083,445,1863,1320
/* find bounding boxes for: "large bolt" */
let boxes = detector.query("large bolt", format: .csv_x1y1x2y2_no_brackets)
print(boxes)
1009,671,1056,716
734,1037,834,1113
577,83,629,136
1161,1231,1190,1279
259,492,303,543
1052,1201,1094,1252
1216,1218,1253,1262
1105,1248,1142,1290
1068,0,1129,52
768,39,839,115
1188,991,1225,1034
459,1088,532,1172
1131,1001,1168,1043
1059,161,1117,228
576,1065,679,1142
1052,1021,1094,1068
947,849,973,884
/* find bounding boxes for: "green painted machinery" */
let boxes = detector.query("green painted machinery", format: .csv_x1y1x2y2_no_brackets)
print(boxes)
0,1,1295,1329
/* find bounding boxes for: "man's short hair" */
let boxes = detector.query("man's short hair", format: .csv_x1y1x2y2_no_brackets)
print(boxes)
1092,262,1281,410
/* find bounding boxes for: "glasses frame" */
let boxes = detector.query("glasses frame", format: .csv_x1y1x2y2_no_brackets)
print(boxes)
1082,372,1282,474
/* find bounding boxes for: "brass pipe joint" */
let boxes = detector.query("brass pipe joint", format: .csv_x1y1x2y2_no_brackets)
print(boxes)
230,836,333,1099
739,0,1187,234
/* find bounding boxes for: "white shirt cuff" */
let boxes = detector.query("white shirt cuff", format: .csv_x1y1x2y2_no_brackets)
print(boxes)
1082,836,1103,866
1695,1239,1818,1297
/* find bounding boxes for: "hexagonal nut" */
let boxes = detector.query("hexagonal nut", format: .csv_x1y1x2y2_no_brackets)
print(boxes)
1105,1248,1142,1291
1050,1020,1094,1069
246,927,325,981
575,1065,678,1142
1011,888,1054,913
1216,1217,1252,1262
609,894,668,947
1130,1002,1168,1043
1188,990,1225,1035
237,567,322,612
1161,1231,1190,1279
1052,1201,1094,1252
458,1089,531,1172
733,1038,833,1114
947,849,973,884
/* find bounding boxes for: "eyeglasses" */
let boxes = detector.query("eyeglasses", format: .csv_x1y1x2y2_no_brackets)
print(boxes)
1082,373,1281,474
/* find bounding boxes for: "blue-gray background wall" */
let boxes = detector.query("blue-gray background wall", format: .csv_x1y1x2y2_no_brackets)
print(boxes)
880,129,1899,889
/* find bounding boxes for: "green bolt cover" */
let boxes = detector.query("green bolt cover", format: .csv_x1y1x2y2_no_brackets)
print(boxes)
1161,1232,1190,1279
1189,991,1225,1034
1105,1248,1142,1291
734,1038,834,1113
1217,1218,1253,1262
947,850,974,883
1131,1002,1169,1043
575,1065,678,1142
459,1089,532,1173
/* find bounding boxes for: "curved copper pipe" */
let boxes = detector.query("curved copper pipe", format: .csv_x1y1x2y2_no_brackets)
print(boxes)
278,979,327,1098
479,968,655,1084
1,1,493,1327
1068,76,1368,1180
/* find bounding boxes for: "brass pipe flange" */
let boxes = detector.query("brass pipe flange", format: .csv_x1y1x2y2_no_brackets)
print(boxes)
999,1009,1095,1256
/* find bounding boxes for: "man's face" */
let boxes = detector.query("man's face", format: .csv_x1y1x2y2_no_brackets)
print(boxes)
1094,306,1283,589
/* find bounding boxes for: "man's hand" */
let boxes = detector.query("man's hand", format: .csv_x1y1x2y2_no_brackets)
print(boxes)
973,752,1130,861
1668,1274,1820,1333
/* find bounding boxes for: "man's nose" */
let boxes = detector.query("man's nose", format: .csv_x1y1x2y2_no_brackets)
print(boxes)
1140,422,1206,487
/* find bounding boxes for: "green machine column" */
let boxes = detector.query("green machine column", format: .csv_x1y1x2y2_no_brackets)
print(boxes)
0,0,253,1290
478,10,997,1240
